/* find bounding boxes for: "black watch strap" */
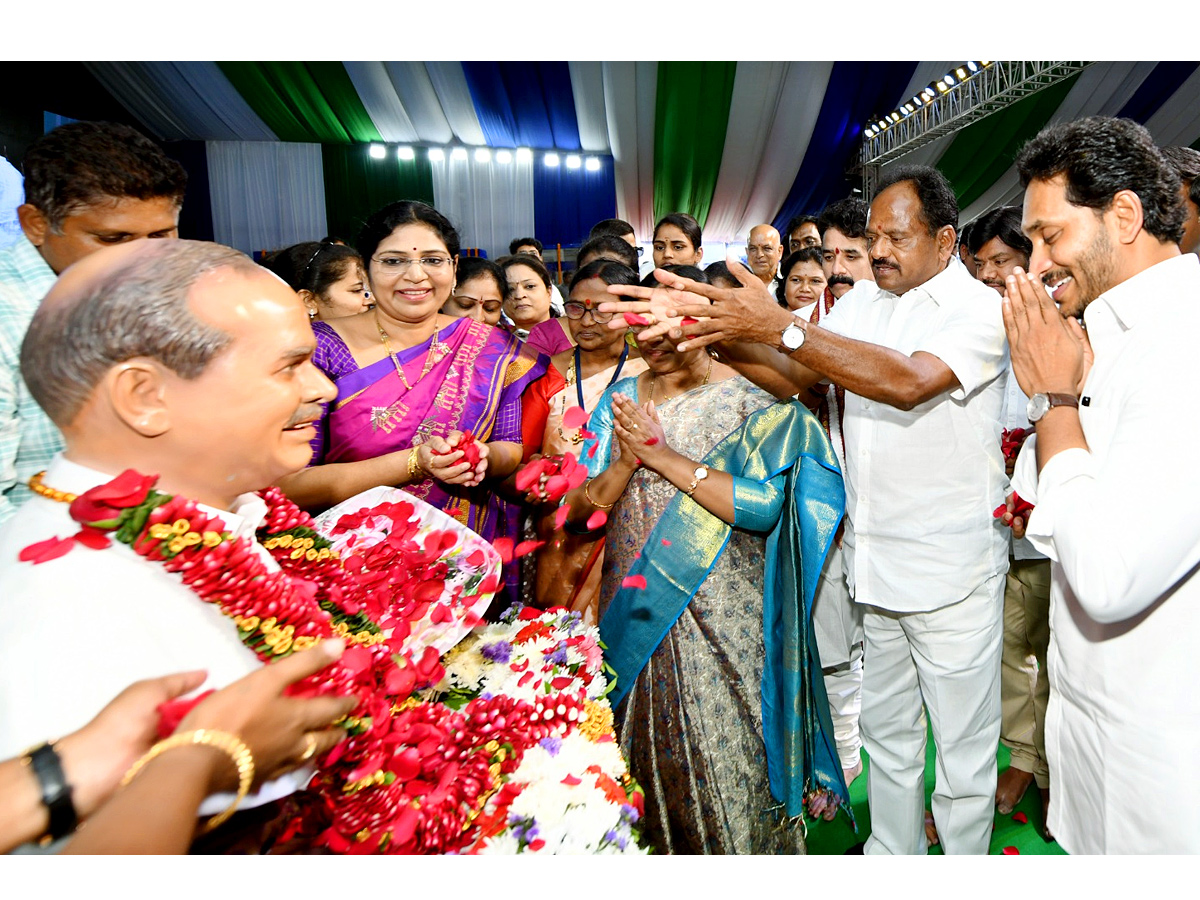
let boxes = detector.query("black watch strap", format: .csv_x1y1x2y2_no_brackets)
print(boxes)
26,742,78,840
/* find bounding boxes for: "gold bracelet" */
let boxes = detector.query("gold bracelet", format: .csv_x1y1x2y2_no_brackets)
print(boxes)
583,478,615,510
120,728,255,833
407,448,423,482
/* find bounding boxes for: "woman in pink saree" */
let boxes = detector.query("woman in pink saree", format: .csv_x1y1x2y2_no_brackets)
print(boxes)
278,201,546,599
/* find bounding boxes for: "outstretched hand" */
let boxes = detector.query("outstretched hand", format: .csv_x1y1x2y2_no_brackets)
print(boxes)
1002,269,1090,397
599,257,794,351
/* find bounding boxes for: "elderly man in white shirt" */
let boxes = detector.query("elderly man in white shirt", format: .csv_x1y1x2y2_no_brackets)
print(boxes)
601,165,1011,854
1003,116,1200,854
0,239,338,823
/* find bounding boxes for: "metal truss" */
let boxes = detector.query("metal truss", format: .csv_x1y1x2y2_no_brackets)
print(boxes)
857,61,1093,198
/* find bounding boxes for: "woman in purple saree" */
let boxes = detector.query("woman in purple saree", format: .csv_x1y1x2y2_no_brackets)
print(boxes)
278,201,546,598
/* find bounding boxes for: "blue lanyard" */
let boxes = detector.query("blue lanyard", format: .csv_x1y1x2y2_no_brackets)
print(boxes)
575,342,629,411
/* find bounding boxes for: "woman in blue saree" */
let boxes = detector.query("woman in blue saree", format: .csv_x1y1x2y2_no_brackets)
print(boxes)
566,327,849,854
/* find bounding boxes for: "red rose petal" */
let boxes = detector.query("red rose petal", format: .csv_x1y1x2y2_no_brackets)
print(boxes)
544,474,570,501
621,574,647,590
586,510,608,530
993,503,1007,519
1001,846,1020,855
644,436,659,446
514,540,545,559
661,538,672,546
492,537,514,564
18,536,76,565
1012,812,1028,824
681,317,700,327
623,312,650,326
586,443,598,458
554,505,570,531
566,465,588,489
561,774,582,785
562,406,590,431
465,549,485,567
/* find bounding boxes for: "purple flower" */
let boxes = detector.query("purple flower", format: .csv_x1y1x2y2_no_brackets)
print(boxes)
539,736,563,756
543,643,569,666
604,829,618,844
619,803,639,824
481,640,513,664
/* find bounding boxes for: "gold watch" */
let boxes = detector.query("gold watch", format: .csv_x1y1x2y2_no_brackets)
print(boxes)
684,465,709,496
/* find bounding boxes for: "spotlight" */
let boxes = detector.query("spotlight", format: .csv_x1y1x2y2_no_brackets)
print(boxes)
877,119,887,130
496,149,513,164
585,157,601,171
450,147,468,161
566,154,581,169
428,147,445,162
515,147,533,163
474,148,491,163
368,144,386,159
936,81,949,92
544,153,560,167
956,67,967,80
980,61,992,67
944,74,955,86
912,95,923,107
967,61,979,72
397,146,414,161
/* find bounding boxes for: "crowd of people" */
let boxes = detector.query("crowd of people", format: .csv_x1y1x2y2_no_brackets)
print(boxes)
0,113,1198,855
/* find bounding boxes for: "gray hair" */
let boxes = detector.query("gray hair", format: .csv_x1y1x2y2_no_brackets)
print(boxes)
21,240,257,426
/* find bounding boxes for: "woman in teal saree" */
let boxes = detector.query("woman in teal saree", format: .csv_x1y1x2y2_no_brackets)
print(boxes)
567,329,849,854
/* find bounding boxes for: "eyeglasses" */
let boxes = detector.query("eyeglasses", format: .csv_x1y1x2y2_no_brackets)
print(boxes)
371,255,453,272
563,302,614,323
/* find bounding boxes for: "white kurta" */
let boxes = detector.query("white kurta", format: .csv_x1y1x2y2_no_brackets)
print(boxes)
0,455,306,813
1013,252,1200,853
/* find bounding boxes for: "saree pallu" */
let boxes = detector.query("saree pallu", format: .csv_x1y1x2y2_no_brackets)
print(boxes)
522,356,648,624
587,376,848,853
316,317,547,600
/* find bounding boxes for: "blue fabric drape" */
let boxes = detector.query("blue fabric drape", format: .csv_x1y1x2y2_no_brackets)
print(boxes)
772,61,918,231
1115,61,1200,124
532,155,616,249
462,62,582,151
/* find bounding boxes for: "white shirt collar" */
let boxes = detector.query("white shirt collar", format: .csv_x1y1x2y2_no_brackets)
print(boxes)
1086,252,1199,333
44,455,268,539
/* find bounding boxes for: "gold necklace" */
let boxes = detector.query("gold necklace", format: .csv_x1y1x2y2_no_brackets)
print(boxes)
375,310,447,391
28,470,77,504
650,354,713,405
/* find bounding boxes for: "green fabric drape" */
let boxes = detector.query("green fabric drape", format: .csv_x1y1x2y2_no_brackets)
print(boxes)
937,74,1081,212
652,62,737,228
321,143,434,246
218,62,382,144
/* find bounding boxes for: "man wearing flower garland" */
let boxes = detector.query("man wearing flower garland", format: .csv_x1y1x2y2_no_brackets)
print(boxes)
0,121,187,525
0,239,335,819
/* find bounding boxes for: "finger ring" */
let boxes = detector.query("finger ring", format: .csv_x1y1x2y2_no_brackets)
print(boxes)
299,732,318,762
631,423,640,430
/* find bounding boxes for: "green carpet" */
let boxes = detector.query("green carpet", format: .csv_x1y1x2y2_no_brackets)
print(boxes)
806,736,1067,855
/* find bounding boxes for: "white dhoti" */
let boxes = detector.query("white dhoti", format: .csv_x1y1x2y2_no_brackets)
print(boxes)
811,540,864,772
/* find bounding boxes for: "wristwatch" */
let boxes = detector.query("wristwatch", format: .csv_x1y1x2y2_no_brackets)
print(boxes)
684,465,709,496
781,319,806,351
1027,392,1080,423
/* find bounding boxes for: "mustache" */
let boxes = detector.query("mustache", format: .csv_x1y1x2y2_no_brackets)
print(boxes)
286,403,325,428
827,274,855,287
870,257,896,269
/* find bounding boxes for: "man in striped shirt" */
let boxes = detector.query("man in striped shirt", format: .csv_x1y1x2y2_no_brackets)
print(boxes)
0,121,186,523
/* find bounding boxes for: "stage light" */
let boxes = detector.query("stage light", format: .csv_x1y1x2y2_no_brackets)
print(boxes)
544,153,560,167
936,81,949,93
877,119,887,130
397,146,414,161
474,148,491,163
515,147,533,163
566,154,582,169
496,149,513,164
912,95,923,107
368,144,386,159
585,157,601,171
944,74,956,86
451,147,468,161
428,147,445,162
967,61,979,72
956,67,968,80
980,61,992,67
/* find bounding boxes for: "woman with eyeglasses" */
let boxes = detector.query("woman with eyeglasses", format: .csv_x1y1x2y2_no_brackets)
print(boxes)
515,260,647,623
261,240,371,320
277,201,548,601
499,255,559,347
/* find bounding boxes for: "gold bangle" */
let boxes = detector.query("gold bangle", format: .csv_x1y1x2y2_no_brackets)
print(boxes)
120,728,255,833
583,478,615,510
407,448,423,482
